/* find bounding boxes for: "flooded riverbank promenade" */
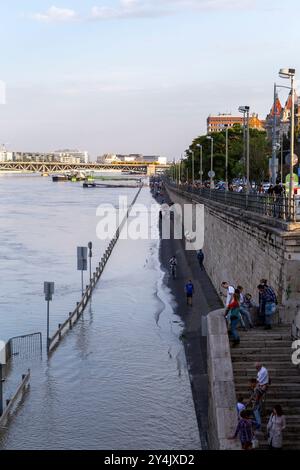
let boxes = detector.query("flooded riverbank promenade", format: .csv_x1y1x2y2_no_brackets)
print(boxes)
0,175,201,450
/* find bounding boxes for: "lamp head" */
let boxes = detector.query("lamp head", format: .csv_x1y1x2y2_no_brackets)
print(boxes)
279,68,296,78
239,106,250,113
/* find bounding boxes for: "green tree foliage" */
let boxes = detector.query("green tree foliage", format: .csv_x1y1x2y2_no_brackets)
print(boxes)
182,125,270,183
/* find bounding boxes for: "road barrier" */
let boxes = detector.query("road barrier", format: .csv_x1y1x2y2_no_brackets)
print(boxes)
48,185,143,354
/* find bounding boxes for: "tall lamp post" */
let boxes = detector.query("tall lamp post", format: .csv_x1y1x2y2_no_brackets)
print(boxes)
279,68,296,218
206,136,214,188
222,125,229,190
271,83,292,185
238,106,250,191
271,84,279,185
196,144,203,185
190,150,195,184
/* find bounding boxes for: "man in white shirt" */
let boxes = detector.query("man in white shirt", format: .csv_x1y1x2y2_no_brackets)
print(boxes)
221,282,235,307
256,362,269,391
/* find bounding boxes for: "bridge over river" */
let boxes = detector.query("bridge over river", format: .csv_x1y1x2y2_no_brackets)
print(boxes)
0,161,170,176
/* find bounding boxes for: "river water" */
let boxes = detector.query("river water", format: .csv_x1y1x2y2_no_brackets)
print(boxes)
0,175,201,450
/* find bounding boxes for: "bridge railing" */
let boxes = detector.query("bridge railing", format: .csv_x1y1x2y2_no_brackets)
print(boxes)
167,182,296,222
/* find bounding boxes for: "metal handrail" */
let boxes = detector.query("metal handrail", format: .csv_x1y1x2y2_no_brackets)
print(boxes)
48,185,143,353
0,369,30,427
168,182,296,222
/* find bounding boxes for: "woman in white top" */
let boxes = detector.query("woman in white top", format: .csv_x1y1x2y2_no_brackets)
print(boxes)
267,405,286,449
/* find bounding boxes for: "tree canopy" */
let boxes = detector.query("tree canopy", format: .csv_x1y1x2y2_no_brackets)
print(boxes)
181,125,271,183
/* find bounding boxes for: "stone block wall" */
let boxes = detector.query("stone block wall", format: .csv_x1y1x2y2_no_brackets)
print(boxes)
207,309,240,450
166,186,300,327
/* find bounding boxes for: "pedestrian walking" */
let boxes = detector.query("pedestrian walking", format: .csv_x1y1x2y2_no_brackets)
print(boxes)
229,410,256,450
185,280,194,306
196,249,204,271
237,286,254,329
169,255,177,279
221,281,235,307
247,379,264,430
257,282,277,329
267,405,286,450
256,362,269,392
224,292,241,345
237,396,246,417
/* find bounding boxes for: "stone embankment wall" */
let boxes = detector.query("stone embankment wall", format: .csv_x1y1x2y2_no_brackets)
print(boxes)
207,309,240,450
166,185,300,328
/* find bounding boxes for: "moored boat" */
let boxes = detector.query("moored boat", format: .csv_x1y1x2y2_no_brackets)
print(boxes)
52,175,68,182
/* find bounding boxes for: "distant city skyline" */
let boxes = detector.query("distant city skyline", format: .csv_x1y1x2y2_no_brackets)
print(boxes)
0,0,300,160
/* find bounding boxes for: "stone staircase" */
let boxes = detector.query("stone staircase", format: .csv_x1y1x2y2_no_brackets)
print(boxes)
231,325,300,450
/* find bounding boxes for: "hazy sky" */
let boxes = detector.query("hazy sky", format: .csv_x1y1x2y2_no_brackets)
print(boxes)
0,0,300,160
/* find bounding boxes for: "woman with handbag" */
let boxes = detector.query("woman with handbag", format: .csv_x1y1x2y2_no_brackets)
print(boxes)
267,405,286,450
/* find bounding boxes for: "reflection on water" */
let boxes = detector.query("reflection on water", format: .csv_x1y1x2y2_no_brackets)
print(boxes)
0,176,200,450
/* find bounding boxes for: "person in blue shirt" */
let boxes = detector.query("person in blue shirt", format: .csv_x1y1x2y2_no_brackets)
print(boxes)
185,280,194,306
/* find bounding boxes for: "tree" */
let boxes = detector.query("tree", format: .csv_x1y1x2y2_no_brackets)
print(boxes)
185,125,269,183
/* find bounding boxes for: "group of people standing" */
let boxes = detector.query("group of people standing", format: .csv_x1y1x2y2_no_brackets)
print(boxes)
221,280,286,450
232,362,286,450
221,279,278,345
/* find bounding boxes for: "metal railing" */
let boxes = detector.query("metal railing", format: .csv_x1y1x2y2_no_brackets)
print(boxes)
48,185,143,354
168,182,296,222
0,368,30,427
6,333,42,361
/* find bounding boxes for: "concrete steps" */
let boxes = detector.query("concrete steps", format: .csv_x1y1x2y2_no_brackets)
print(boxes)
231,325,300,450
233,367,300,376
232,354,292,362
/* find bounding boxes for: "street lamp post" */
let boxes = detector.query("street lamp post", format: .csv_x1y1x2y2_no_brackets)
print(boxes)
206,136,214,188
239,106,250,191
279,68,296,219
222,125,229,190
190,150,195,184
271,83,278,185
196,144,203,185
281,135,284,185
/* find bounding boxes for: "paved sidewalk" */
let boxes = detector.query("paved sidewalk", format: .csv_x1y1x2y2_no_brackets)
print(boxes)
155,189,222,449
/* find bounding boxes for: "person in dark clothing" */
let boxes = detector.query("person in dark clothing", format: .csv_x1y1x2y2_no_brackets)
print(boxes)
197,249,204,270
230,410,256,450
273,180,284,218
185,280,194,306
258,280,277,329
273,180,284,197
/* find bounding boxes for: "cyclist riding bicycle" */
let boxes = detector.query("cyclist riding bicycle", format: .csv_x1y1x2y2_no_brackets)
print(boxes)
169,256,177,279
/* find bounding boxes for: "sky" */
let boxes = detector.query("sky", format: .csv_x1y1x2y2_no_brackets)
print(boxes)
0,0,300,160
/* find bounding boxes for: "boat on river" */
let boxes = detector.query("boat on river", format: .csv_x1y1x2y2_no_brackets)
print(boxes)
52,175,68,182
